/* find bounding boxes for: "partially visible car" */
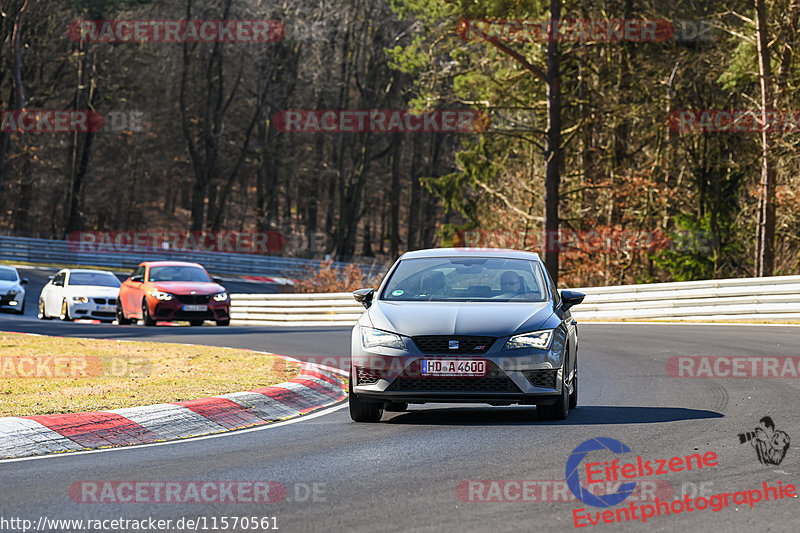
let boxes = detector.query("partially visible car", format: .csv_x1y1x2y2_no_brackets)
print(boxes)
117,261,230,326
38,269,121,322
348,248,585,423
0,266,28,315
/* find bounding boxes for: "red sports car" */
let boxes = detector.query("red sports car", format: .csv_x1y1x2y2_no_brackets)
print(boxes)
117,261,231,326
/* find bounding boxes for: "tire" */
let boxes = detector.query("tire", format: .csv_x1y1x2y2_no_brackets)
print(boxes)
59,299,71,321
189,320,204,327
116,300,131,325
385,402,408,412
141,299,156,326
568,359,578,410
539,360,570,421
348,372,383,423
216,319,230,326
38,300,52,320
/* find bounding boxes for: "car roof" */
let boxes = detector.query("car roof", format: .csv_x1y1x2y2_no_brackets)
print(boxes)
138,261,205,268
399,247,542,261
0,265,18,271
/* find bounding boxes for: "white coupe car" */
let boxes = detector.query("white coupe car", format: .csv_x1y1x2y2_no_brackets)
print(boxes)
38,269,121,322
0,266,28,314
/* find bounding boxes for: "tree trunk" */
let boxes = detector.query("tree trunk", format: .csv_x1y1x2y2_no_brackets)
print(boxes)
755,0,776,277
389,134,401,258
406,135,420,251
0,0,28,217
543,0,562,285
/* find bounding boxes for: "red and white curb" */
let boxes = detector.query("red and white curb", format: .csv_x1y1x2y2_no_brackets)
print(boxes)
0,362,346,459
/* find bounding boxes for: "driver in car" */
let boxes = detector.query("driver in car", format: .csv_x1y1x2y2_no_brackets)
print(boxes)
500,271,525,295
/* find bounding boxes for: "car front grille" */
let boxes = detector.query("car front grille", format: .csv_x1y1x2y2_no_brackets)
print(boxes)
522,369,558,389
386,360,521,393
356,367,382,385
93,298,117,305
176,294,212,304
412,336,496,354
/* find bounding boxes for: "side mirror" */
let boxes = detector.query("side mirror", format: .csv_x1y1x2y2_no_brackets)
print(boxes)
353,288,375,309
48,275,54,281
21,278,28,285
131,275,144,283
560,290,585,312
53,279,64,287
212,277,223,284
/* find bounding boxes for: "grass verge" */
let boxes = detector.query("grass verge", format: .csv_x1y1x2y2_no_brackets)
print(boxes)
0,331,301,416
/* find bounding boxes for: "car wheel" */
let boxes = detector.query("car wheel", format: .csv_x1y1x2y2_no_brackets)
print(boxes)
141,299,156,326
38,300,52,320
385,402,408,412
539,360,569,421
348,371,383,423
216,319,230,326
189,320,204,326
116,300,131,325
568,359,578,410
59,299,71,321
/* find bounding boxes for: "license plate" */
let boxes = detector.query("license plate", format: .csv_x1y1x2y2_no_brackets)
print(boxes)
96,305,115,312
421,359,487,377
183,304,207,312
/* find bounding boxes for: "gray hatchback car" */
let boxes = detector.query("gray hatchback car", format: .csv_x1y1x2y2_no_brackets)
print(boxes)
349,248,585,422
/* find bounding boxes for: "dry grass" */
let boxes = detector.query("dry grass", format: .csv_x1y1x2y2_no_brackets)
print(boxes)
0,331,300,416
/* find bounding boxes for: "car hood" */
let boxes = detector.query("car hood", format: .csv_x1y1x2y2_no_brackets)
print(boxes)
64,285,120,297
147,282,225,295
367,300,554,337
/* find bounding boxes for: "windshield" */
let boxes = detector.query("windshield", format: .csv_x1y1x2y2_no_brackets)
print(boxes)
0,269,17,282
68,272,121,287
381,257,547,302
148,266,212,283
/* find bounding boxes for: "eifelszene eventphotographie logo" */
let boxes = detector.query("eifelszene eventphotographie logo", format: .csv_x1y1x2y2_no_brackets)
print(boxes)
565,437,638,508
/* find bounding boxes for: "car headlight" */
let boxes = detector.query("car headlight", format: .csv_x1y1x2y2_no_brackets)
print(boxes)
71,296,89,304
149,289,174,301
505,330,554,350
213,292,228,302
361,326,405,350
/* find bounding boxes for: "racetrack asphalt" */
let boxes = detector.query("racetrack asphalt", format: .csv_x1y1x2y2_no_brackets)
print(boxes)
0,309,798,532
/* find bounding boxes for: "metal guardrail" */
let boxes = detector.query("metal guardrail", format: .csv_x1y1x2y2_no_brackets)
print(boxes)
229,275,800,326
0,235,386,279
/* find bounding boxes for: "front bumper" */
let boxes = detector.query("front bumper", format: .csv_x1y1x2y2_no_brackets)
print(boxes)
69,297,118,320
148,299,230,321
351,332,568,405
0,293,23,310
